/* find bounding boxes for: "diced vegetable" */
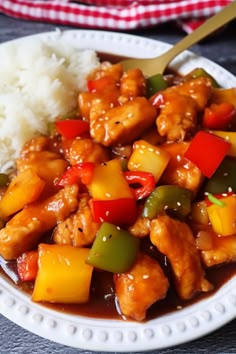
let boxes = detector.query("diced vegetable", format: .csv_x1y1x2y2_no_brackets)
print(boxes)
88,159,134,200
184,67,219,87
57,162,95,187
211,131,236,157
211,87,236,107
204,156,236,194
0,169,45,219
32,244,93,303
86,222,140,273
89,198,137,225
55,119,90,139
207,194,236,236
190,200,209,225
17,250,38,282
184,131,231,178
146,73,168,98
87,76,118,93
128,140,170,182
142,185,192,219
124,171,155,200
202,103,235,130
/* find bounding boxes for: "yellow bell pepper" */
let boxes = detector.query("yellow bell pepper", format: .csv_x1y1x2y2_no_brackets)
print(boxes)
0,169,45,219
32,244,93,303
211,87,236,107
88,158,134,200
128,140,170,182
211,131,236,157
207,194,236,236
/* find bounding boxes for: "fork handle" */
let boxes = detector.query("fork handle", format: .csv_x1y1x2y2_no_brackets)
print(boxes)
161,1,236,66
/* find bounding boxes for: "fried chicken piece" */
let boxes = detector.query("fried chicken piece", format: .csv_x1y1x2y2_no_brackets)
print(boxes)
90,97,157,146
89,62,123,82
128,214,151,238
150,215,213,300
62,137,110,165
198,230,236,267
16,150,68,196
114,252,169,321
153,77,212,142
120,69,146,98
160,142,204,196
53,193,100,247
156,92,197,142
0,185,78,260
19,135,61,157
176,77,212,111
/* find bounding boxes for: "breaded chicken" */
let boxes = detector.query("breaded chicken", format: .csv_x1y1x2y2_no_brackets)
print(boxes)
176,77,212,111
113,252,169,321
150,215,213,299
199,231,236,267
0,185,78,260
63,137,109,165
128,214,151,238
156,92,197,142
90,97,157,146
153,77,212,142
120,69,146,98
53,193,100,247
160,142,204,196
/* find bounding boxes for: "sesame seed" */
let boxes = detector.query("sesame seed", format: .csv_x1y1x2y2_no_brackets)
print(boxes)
143,275,149,279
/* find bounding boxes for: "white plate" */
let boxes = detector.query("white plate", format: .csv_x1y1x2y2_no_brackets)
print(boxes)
0,30,236,352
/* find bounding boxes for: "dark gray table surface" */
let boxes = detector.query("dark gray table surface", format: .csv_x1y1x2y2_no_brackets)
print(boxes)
0,13,235,354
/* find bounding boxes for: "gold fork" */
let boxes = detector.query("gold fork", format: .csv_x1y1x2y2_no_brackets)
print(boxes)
121,1,236,77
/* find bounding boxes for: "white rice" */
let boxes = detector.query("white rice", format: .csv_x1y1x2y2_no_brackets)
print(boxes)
0,36,100,173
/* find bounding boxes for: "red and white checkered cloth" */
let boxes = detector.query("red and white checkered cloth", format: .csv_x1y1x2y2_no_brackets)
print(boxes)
0,0,234,33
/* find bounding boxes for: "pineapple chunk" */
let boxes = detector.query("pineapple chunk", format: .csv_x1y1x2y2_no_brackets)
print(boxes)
128,140,170,182
32,244,93,303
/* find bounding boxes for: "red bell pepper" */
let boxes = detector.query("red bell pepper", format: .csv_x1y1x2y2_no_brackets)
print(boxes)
17,250,38,282
89,198,137,225
184,131,231,178
202,102,235,130
87,76,117,93
57,162,95,187
124,171,155,200
55,119,90,139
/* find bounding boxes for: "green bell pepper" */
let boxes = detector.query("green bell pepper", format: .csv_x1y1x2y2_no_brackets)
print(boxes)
86,222,140,273
146,73,168,98
204,156,236,194
142,185,192,219
184,67,220,88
